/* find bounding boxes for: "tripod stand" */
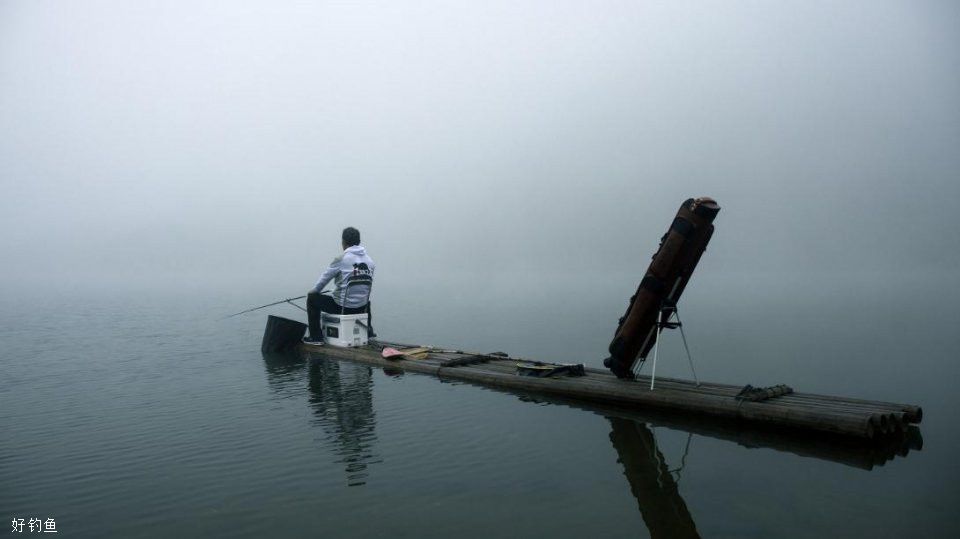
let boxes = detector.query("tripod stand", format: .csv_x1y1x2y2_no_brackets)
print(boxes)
632,301,700,390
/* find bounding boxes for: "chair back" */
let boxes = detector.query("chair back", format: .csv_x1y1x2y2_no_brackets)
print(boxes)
340,276,373,315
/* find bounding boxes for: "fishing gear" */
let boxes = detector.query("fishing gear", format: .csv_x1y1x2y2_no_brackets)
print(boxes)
224,295,307,318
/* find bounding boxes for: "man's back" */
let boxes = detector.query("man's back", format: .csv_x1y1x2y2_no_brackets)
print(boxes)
319,245,375,308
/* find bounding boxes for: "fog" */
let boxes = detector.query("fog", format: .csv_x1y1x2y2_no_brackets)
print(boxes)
2,0,958,301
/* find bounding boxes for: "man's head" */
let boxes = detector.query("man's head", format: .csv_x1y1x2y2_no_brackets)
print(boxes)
342,227,361,249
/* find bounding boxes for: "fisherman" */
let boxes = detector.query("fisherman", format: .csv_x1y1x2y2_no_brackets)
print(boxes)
304,227,375,343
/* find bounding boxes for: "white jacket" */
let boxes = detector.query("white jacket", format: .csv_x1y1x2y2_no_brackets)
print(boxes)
313,245,375,308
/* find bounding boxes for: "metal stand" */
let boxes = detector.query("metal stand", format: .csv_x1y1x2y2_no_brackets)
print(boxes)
651,427,694,485
650,320,662,390
643,302,700,390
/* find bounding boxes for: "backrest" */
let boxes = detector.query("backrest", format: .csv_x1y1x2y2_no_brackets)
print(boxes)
340,277,373,314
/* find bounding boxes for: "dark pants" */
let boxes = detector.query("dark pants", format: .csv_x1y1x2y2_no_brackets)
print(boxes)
307,291,372,339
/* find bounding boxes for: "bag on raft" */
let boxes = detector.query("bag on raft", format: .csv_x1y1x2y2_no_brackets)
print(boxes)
605,197,720,379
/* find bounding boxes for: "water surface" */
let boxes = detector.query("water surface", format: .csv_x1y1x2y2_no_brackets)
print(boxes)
2,277,957,538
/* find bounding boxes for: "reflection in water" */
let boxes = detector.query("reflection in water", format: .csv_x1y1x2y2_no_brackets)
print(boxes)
262,352,381,486
306,358,381,486
606,412,921,538
262,351,307,397
608,417,700,539
517,391,922,471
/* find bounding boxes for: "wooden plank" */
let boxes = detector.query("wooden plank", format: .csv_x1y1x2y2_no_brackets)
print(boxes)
297,342,921,439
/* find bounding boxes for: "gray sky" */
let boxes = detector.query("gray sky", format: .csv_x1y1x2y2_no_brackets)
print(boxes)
1,0,958,297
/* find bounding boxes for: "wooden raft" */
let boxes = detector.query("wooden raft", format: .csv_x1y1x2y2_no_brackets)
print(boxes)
298,340,922,440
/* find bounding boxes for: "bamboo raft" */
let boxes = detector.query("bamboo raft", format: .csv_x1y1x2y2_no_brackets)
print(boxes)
296,338,922,441
254,198,923,445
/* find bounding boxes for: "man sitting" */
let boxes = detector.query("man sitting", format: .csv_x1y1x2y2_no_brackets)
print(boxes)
305,227,375,343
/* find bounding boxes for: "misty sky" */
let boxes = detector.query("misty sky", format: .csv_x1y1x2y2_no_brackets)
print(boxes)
1,0,958,298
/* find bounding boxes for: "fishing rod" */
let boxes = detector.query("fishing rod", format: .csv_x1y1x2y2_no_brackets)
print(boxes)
224,295,307,318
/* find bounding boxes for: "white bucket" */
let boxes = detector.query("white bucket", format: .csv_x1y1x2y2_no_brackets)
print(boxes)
321,312,370,348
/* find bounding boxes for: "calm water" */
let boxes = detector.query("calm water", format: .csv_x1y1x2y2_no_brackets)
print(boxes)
2,276,958,538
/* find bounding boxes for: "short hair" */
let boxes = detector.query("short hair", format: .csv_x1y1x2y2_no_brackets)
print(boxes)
342,227,361,247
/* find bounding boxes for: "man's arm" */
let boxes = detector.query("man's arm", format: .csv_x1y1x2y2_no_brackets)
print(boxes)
313,256,342,293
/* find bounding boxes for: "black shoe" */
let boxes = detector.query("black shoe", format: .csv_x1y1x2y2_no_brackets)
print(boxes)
302,336,324,345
